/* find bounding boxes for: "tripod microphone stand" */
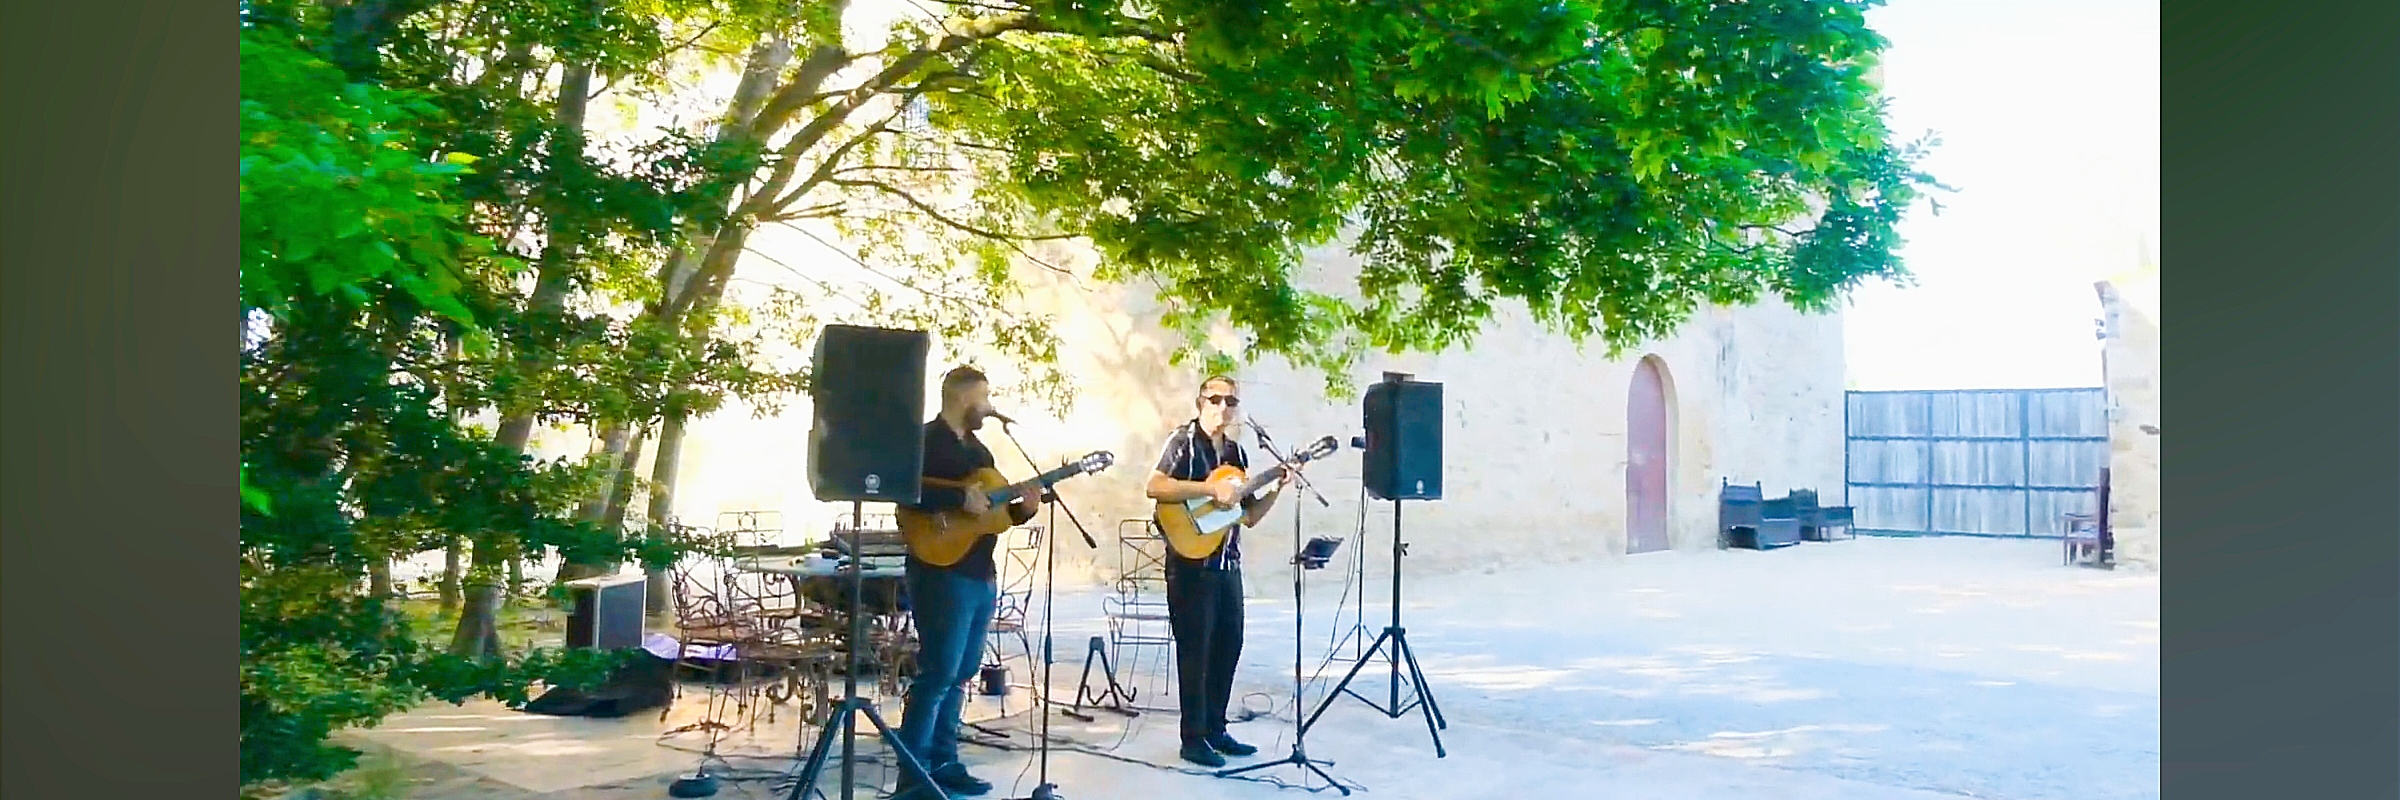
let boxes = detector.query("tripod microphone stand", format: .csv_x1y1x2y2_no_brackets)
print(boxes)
1301,498,1449,758
997,421,1101,800
782,501,950,800
1214,418,1348,794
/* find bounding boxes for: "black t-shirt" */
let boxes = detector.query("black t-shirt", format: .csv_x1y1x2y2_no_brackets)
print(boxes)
1154,419,1249,568
905,419,1031,581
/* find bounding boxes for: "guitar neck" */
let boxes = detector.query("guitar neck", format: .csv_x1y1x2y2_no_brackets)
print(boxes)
1234,460,1297,498
983,463,1086,504
1227,438,1334,499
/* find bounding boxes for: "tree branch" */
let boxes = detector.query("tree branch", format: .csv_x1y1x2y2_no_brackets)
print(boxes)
765,202,850,222
924,0,1032,13
1133,52,1202,83
749,45,860,139
667,13,1044,324
741,15,1037,217
1019,14,1181,45
833,164,958,176
764,117,899,214
830,178,1074,242
661,21,723,61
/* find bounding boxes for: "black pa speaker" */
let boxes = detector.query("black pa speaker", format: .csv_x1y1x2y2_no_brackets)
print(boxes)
564,573,647,652
1362,373,1443,501
808,325,929,504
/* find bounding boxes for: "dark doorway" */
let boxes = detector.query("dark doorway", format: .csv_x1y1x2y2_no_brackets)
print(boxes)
1626,358,1670,554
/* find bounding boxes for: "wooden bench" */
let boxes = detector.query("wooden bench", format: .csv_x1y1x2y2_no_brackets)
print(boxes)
1790,489,1856,542
2061,513,2103,566
1719,480,1764,549
1750,497,1803,549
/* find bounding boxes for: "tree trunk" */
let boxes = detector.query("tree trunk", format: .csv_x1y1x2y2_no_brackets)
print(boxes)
369,559,395,599
438,536,463,616
555,424,632,585
448,538,509,660
600,431,651,549
643,408,690,614
439,328,466,617
573,39,792,557
460,56,595,650
493,54,597,453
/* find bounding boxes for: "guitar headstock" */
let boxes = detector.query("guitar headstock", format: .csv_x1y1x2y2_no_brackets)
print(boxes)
1298,436,1340,461
1073,450,1116,475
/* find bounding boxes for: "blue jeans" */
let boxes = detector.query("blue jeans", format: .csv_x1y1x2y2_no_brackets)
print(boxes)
898,565,997,772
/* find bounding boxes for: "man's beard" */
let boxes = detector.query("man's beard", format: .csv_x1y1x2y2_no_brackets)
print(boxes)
966,408,988,431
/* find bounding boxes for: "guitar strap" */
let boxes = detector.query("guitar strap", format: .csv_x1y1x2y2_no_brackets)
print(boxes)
1176,419,1242,569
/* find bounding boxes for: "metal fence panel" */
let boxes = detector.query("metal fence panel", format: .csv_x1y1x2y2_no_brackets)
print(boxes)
1844,388,2108,538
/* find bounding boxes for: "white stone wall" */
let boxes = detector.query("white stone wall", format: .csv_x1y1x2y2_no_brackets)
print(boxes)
581,236,1850,594
2096,273,2160,571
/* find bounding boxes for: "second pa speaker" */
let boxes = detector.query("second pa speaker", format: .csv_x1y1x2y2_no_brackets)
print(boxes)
1362,374,1442,501
807,325,929,504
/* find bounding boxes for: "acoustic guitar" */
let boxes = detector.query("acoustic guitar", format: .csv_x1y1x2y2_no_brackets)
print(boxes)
1155,435,1340,560
895,451,1115,567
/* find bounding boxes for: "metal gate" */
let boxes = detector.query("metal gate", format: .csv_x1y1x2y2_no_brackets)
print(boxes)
1844,389,2109,538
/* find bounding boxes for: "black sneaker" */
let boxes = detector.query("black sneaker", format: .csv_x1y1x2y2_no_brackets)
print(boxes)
1204,733,1258,757
1178,743,1228,768
930,763,992,796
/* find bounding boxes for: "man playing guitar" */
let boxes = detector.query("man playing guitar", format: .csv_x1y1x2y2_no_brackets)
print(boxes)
1144,375,1299,767
894,366,1041,799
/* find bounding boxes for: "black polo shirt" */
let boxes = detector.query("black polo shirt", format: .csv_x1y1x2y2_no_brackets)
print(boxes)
905,418,1031,581
1154,419,1249,569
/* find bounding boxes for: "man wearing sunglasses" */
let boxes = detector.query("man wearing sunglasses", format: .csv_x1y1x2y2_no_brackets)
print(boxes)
1143,374,1294,767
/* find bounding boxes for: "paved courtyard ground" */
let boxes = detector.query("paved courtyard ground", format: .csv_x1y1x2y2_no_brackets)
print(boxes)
342,536,2158,800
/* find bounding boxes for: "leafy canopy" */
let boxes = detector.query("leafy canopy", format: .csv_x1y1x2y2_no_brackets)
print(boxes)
900,0,1934,386
239,28,692,784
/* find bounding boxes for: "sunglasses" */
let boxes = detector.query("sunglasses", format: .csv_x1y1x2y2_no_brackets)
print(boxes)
1201,394,1241,408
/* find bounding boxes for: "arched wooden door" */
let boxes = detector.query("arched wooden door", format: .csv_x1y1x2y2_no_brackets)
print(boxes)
1626,358,1670,554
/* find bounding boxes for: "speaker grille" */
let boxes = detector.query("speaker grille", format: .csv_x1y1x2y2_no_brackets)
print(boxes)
1363,378,1443,501
808,325,929,504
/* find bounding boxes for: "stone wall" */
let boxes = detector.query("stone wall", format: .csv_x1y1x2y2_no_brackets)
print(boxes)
576,236,1850,594
2095,270,2161,571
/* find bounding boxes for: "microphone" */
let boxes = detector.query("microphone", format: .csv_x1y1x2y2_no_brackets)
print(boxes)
982,408,1017,426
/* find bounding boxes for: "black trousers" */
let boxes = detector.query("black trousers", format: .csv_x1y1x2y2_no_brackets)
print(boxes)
1164,557,1244,746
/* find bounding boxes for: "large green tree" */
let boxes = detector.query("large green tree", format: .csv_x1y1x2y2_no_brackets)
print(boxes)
566,0,1931,571
639,0,1932,393
239,28,674,784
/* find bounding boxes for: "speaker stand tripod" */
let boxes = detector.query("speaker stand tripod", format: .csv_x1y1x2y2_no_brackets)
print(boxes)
1301,499,1448,758
1214,465,1348,794
782,502,949,800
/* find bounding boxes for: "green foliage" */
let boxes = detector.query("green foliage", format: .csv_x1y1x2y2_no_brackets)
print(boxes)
240,30,498,328
910,0,1940,390
238,28,691,786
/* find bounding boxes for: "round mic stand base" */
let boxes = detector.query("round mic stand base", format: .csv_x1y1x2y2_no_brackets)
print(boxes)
668,775,721,799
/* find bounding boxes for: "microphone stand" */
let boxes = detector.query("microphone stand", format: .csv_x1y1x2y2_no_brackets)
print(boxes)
996,419,1099,800
1216,418,1349,794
